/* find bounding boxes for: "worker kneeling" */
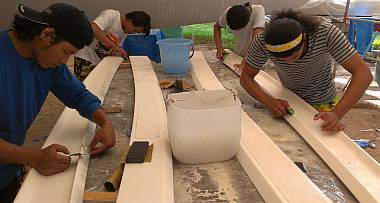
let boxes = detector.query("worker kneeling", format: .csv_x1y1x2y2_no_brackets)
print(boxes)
167,90,241,164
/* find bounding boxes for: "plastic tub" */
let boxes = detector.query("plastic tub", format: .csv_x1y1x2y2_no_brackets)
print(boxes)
167,90,241,164
157,39,193,75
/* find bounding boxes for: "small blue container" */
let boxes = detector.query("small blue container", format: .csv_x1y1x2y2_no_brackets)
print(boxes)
122,29,164,63
157,39,193,75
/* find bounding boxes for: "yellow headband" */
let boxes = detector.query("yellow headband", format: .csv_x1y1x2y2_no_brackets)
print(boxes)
265,34,303,53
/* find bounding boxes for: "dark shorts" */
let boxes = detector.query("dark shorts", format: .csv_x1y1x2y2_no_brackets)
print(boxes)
74,57,94,80
0,177,21,203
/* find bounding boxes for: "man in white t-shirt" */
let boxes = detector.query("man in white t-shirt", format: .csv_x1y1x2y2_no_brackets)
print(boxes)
214,3,265,68
74,9,150,79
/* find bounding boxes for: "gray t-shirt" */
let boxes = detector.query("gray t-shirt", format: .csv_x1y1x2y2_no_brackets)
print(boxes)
246,22,356,104
218,5,265,56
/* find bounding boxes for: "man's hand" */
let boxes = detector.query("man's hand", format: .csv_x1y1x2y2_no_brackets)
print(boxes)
266,98,290,117
216,48,228,60
111,46,127,57
29,144,71,176
89,120,116,155
233,60,246,72
314,112,345,133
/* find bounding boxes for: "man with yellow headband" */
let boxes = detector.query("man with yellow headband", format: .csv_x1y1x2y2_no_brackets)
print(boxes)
240,10,372,133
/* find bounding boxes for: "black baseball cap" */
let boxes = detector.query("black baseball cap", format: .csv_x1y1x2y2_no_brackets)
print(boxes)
17,3,93,49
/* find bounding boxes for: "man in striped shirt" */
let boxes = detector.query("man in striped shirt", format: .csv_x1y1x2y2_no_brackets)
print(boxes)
240,10,372,133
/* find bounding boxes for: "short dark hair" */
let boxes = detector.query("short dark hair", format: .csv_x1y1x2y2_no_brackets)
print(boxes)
12,14,63,44
226,5,250,30
125,11,151,36
264,9,319,58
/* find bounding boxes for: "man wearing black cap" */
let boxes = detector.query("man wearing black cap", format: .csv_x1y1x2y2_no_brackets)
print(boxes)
0,3,116,202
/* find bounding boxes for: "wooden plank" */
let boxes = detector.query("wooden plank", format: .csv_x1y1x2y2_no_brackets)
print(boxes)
119,62,131,69
224,51,380,203
223,50,244,76
116,56,174,203
365,100,380,108
104,106,122,113
190,51,331,203
83,192,117,201
15,56,123,203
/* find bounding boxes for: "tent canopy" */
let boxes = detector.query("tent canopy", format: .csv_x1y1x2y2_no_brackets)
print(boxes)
0,0,379,29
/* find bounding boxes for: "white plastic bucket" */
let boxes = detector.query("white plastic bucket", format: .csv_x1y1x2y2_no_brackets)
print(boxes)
167,90,241,164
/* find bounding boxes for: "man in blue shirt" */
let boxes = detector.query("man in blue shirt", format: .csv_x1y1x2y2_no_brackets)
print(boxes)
0,3,116,202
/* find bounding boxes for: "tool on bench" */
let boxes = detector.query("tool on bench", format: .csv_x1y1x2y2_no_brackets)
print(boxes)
294,161,308,173
223,52,230,60
361,128,380,133
126,141,149,163
104,141,153,191
353,139,376,149
68,152,86,157
286,107,294,115
159,79,193,92
159,79,174,89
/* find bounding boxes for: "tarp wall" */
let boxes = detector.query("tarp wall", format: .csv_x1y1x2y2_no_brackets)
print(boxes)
0,0,379,29
0,0,249,29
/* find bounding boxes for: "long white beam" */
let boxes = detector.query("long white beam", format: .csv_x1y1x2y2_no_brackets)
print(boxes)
190,51,331,203
224,51,380,203
15,56,123,203
116,56,174,203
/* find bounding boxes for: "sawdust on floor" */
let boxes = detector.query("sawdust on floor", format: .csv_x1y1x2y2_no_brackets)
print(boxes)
23,46,380,202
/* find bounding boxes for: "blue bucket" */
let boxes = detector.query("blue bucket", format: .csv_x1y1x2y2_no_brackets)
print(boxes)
157,39,194,75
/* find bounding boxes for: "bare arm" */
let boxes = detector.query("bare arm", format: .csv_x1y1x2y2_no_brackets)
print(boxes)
332,53,372,118
214,22,227,59
236,27,264,68
0,139,71,176
313,53,371,132
240,63,271,104
88,108,116,155
0,139,38,166
251,27,264,41
91,22,126,57
91,22,115,49
0,109,114,177
0,109,115,176
240,62,290,117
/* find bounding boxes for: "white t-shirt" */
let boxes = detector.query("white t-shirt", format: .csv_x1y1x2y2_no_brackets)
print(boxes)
75,9,126,64
218,5,265,56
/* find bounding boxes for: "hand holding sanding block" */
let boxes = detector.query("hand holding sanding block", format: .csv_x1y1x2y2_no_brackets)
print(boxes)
126,141,149,163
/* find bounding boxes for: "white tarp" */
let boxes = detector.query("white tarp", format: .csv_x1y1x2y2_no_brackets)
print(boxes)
297,0,380,16
0,0,379,31
0,0,249,29
348,0,380,16
297,0,346,15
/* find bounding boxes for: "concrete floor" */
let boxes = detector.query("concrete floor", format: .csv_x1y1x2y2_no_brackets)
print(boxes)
84,50,358,202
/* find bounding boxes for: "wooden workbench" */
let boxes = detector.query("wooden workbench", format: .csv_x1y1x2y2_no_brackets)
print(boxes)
84,50,357,202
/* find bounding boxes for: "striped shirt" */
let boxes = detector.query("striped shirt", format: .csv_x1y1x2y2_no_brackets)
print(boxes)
246,22,356,104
